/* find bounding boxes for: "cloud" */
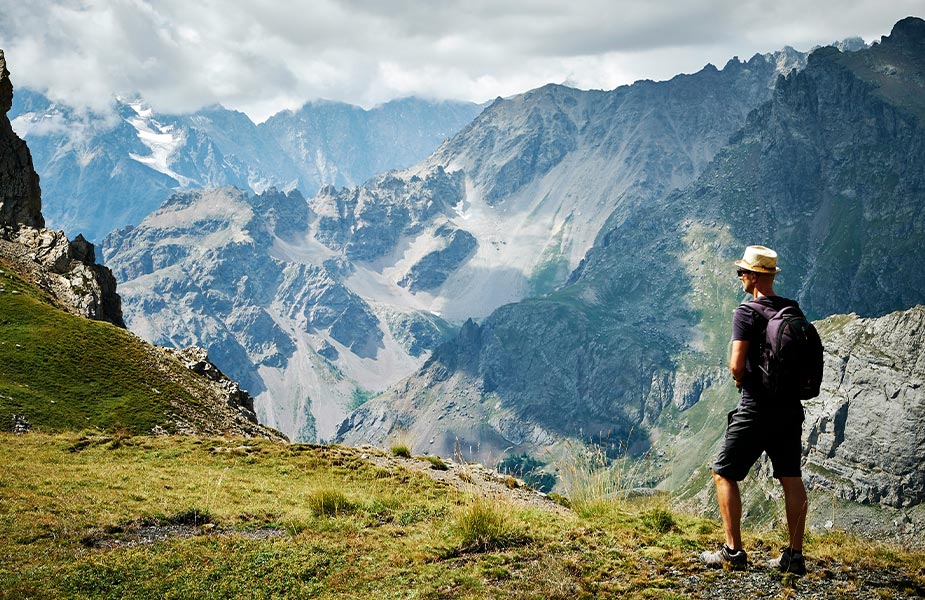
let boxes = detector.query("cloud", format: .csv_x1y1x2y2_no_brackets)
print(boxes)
0,0,920,122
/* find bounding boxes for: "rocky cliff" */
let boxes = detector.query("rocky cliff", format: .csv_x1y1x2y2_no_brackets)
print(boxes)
805,306,925,508
0,49,123,326
0,50,42,231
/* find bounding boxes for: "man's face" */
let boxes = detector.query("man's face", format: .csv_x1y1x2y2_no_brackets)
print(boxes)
737,268,757,294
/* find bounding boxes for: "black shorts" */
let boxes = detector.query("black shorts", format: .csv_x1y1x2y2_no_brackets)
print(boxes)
713,401,805,481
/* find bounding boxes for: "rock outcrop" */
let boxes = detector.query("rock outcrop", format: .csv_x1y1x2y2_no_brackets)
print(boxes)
0,49,123,327
311,167,465,261
803,307,925,508
398,225,477,292
168,346,262,426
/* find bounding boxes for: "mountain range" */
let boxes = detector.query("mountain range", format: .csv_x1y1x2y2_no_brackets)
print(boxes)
5,16,924,534
337,16,925,524
102,44,813,442
9,91,483,242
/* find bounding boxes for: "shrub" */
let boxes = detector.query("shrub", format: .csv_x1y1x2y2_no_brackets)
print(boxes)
642,507,676,533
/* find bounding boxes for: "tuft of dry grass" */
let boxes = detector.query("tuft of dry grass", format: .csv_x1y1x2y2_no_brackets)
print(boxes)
305,487,355,517
554,440,658,517
449,496,528,554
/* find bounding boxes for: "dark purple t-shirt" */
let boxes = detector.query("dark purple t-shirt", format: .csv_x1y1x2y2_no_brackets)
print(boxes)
732,295,799,401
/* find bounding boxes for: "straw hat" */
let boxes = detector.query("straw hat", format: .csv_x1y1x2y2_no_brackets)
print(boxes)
735,245,781,273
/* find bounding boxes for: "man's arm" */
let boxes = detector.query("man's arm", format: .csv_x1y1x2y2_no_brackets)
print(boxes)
729,340,749,388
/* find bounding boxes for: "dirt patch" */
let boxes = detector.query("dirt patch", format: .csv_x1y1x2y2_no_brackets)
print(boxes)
80,522,288,550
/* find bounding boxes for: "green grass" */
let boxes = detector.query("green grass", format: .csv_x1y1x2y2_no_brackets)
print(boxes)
390,444,412,458
0,432,923,599
449,497,529,554
305,487,355,516
0,261,206,433
421,454,449,470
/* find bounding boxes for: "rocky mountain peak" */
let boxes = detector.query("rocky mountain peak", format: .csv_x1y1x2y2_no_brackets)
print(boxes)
0,50,11,114
884,16,925,47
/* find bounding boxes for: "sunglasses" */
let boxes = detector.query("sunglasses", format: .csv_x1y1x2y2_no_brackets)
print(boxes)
736,269,751,278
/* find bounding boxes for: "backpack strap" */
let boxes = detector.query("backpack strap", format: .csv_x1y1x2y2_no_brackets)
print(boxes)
745,299,800,322
743,300,775,322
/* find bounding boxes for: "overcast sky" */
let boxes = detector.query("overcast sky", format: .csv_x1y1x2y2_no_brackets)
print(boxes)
0,1,920,123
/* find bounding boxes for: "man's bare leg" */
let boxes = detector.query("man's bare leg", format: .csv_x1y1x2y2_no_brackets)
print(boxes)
713,471,743,549
779,476,807,551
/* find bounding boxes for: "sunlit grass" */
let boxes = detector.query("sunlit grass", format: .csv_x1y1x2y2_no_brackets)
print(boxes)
1,432,922,599
449,496,529,554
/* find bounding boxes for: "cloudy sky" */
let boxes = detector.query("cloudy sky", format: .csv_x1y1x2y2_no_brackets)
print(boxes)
0,0,920,122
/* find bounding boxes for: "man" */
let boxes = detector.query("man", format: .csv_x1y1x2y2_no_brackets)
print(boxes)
700,245,808,574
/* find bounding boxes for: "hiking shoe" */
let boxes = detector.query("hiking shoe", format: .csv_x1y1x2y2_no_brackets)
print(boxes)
769,547,806,575
700,544,748,570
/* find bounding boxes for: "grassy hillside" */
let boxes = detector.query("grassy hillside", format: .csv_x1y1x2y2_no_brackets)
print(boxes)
0,258,276,438
1,432,923,599
0,260,178,432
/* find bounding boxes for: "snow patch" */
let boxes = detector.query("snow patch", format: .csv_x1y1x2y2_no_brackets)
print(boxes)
125,100,191,186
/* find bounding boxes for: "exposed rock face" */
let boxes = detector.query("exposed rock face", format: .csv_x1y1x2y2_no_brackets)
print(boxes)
707,17,925,319
311,167,465,261
279,263,383,358
398,225,477,292
260,97,486,194
0,49,123,327
103,186,447,441
0,229,123,326
803,307,925,508
0,49,43,231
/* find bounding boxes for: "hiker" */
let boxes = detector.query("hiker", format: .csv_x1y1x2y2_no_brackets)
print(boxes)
700,245,814,575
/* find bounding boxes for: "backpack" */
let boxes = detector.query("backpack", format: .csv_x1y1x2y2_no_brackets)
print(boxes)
746,301,824,400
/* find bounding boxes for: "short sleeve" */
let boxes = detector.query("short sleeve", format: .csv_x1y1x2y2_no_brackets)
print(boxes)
732,305,755,341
